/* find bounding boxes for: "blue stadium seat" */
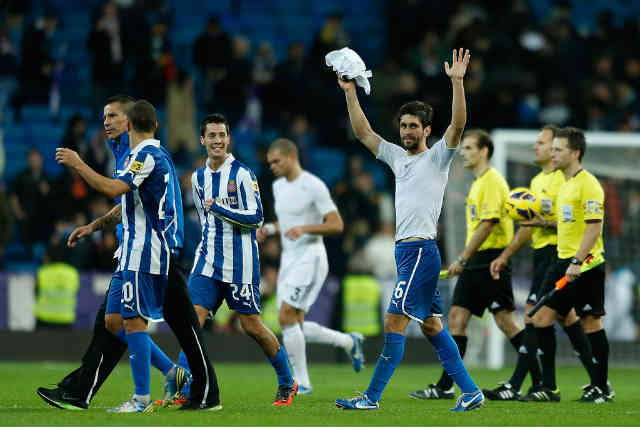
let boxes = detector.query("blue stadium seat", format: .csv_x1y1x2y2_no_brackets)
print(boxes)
308,147,346,190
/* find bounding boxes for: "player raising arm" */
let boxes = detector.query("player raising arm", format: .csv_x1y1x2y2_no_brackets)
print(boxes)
334,48,485,412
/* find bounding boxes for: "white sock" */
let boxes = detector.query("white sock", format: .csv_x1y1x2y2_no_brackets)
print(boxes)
281,323,311,388
303,321,353,351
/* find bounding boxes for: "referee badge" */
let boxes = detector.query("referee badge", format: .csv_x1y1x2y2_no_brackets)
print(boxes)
585,200,600,214
227,180,237,193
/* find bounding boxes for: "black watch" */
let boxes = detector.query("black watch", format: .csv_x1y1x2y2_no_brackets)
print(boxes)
569,257,582,266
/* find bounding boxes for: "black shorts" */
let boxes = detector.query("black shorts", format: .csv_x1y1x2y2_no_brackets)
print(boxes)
541,258,606,318
527,245,558,306
452,249,515,317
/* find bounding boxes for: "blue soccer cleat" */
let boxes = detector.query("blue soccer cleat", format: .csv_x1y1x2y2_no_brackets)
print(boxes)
335,394,378,410
450,390,484,412
348,333,365,373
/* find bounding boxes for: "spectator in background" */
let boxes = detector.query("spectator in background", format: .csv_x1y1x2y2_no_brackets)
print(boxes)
0,25,18,123
133,19,174,105
310,12,350,66
12,12,58,121
167,70,198,167
192,16,232,108
87,1,125,114
60,114,89,153
215,36,252,126
8,148,53,252
34,236,80,329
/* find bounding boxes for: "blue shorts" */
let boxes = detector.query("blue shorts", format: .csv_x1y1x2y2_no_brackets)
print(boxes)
106,270,167,321
387,240,443,322
188,274,261,315
105,270,123,315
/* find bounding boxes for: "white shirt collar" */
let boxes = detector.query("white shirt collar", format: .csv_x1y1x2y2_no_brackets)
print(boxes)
206,153,235,173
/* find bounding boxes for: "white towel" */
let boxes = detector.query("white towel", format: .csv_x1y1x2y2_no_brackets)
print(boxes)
325,47,373,95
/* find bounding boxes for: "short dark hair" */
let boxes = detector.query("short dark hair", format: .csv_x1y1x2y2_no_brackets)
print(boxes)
269,138,298,156
396,101,434,128
556,127,586,161
126,100,157,133
465,129,494,159
541,124,560,138
105,94,135,108
200,113,230,137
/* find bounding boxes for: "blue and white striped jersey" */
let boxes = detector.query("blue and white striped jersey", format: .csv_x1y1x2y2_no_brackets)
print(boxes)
116,138,178,275
191,154,263,285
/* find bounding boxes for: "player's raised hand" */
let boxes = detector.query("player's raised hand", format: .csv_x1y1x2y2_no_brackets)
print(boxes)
68,224,94,248
336,72,356,91
55,147,83,169
444,48,470,81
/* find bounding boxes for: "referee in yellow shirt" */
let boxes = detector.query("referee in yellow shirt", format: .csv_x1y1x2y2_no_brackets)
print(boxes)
411,130,534,400
486,125,602,401
524,127,611,404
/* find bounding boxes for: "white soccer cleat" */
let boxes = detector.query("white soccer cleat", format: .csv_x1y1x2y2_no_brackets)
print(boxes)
107,396,153,413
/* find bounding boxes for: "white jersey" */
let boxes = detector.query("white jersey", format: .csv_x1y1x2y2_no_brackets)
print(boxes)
376,137,457,241
273,171,337,260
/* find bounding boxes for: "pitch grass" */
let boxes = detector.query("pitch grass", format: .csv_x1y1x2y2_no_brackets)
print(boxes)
0,362,638,426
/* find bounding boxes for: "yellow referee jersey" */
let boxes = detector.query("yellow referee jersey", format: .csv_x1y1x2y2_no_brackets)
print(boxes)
530,169,565,249
556,169,605,260
465,168,514,250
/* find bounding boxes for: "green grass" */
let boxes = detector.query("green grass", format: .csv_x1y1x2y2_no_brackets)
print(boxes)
0,362,638,426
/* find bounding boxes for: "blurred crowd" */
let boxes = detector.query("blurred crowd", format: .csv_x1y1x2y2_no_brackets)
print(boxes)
0,1,639,336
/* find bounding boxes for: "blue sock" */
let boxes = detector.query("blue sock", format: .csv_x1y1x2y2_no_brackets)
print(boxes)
268,346,294,387
365,333,405,402
177,350,190,371
428,329,478,393
126,331,151,396
150,338,174,375
115,329,126,343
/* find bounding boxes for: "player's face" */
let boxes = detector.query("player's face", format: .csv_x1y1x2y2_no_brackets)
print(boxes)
533,129,553,165
103,102,128,139
266,149,291,177
201,123,230,160
399,114,428,151
551,137,576,170
459,136,483,169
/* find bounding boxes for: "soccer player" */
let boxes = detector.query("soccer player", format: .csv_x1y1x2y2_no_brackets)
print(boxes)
177,113,297,406
55,100,220,412
485,125,604,401
523,127,611,403
334,48,484,412
38,96,220,411
410,129,537,401
256,137,364,395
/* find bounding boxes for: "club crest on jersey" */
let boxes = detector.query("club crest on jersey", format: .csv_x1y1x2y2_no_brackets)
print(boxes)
227,180,237,193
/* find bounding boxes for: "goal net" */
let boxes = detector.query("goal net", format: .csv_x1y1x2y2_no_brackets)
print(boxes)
440,129,640,368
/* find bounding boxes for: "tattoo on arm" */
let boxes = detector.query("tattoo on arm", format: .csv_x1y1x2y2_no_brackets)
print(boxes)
94,205,122,231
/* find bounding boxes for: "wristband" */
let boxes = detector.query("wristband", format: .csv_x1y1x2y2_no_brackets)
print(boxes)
569,257,582,266
263,223,277,236
457,256,467,266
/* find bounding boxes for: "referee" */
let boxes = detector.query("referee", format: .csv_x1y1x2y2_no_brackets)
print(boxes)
522,127,611,403
411,130,533,400
486,125,601,400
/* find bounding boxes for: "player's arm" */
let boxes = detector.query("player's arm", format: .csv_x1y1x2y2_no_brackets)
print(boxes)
56,148,130,199
449,219,495,276
566,220,602,282
257,221,279,242
490,226,533,279
337,76,382,156
67,203,122,248
206,170,263,229
284,210,344,241
443,48,470,148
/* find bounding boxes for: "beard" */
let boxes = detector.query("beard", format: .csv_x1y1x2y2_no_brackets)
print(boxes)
403,138,418,150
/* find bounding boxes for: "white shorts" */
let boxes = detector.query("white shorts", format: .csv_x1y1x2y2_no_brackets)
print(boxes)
277,250,329,312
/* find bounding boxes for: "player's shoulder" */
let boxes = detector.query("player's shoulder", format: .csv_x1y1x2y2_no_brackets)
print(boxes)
232,158,257,178
577,169,603,189
301,170,325,187
483,167,508,187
